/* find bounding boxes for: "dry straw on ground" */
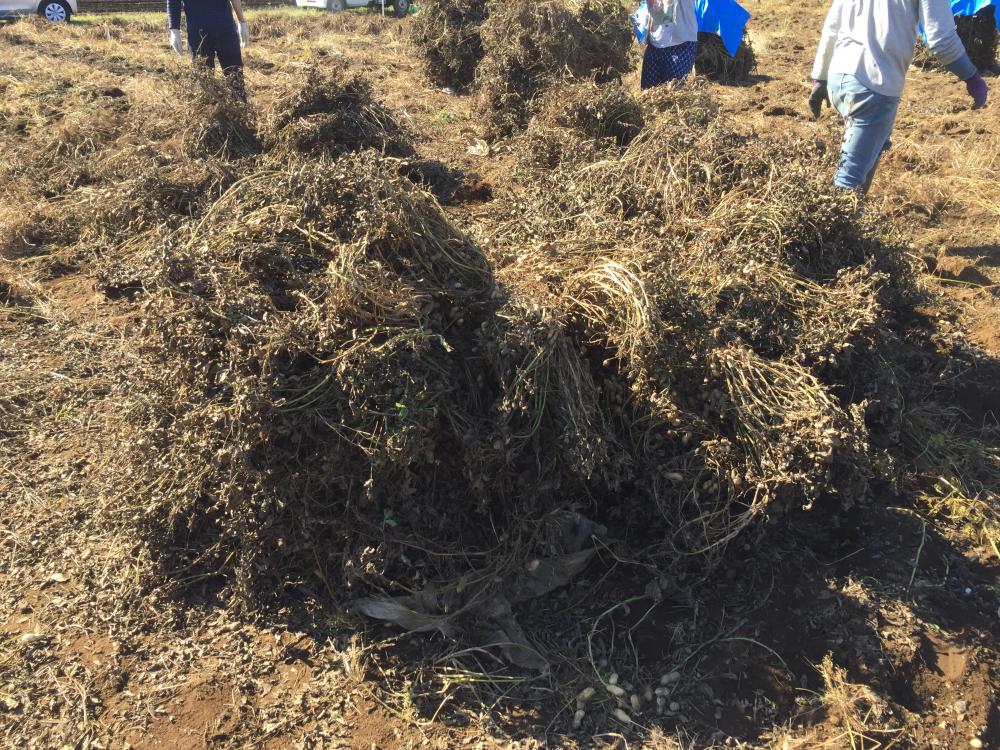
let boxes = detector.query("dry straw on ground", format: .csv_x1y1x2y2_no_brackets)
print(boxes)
5,61,908,606
4,15,1000,750
411,0,635,138
518,78,645,167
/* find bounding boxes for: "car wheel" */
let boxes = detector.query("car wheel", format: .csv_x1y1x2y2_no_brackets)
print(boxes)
392,0,409,17
327,0,346,11
38,0,71,21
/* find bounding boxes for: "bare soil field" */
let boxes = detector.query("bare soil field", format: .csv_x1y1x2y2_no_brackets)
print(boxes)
1,4,998,749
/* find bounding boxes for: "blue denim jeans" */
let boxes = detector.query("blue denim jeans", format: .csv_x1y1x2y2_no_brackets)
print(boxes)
828,73,900,191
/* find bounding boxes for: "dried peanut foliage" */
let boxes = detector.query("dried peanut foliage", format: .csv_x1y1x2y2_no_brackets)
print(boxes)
85,72,949,614
410,0,489,91
695,30,757,83
2,15,996,692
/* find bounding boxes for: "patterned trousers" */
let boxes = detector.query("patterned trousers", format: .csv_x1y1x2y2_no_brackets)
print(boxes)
641,40,697,90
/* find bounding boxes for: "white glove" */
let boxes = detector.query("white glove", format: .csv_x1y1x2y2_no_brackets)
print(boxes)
169,28,183,54
238,21,249,47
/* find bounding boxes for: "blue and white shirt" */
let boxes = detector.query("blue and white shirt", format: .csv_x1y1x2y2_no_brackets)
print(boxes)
648,0,699,48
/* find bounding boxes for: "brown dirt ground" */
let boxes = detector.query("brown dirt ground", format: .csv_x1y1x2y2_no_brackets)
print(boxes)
0,3,997,749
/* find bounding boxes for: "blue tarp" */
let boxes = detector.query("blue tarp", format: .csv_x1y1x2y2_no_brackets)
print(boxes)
631,0,751,55
920,0,1000,39
951,0,1000,31
630,3,650,44
695,0,751,55
951,0,1000,30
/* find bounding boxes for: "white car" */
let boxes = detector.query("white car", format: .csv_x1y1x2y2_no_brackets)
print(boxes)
0,0,77,22
295,0,411,18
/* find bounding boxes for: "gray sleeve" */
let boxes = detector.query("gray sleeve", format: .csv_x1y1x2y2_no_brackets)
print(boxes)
811,0,844,81
920,0,978,78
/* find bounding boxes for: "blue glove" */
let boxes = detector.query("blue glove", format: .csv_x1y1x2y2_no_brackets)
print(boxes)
966,73,988,108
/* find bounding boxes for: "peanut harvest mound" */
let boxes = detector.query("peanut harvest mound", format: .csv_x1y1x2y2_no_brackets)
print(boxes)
2,13,998,750
410,0,489,91
412,0,633,138
7,57,978,610
694,31,758,83
3,15,994,632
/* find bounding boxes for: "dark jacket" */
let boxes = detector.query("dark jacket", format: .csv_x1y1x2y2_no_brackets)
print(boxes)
167,0,236,33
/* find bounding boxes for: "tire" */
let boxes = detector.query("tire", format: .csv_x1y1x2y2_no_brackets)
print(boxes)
37,0,71,21
327,0,346,10
392,0,409,17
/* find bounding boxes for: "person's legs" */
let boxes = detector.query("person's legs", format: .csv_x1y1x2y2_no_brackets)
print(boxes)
828,73,899,192
641,45,663,90
663,40,697,80
641,42,696,90
215,28,246,101
188,28,217,70
860,150,885,195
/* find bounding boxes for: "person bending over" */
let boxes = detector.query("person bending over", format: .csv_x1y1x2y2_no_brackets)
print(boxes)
641,0,698,89
809,0,988,194
168,0,250,100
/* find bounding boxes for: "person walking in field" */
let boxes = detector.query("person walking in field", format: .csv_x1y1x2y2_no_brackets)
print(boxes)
640,0,699,89
167,0,251,100
809,0,988,194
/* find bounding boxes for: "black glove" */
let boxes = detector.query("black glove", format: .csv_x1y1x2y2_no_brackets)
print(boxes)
808,80,830,119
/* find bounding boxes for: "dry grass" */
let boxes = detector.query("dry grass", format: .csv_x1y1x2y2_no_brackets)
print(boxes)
814,655,903,750
904,405,1000,558
264,63,414,156
5,11,916,609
